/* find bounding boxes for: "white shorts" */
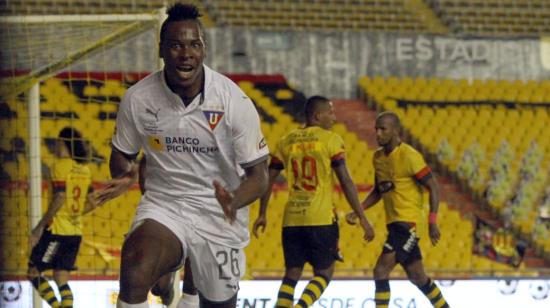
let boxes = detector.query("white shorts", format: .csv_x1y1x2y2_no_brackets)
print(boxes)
128,203,246,302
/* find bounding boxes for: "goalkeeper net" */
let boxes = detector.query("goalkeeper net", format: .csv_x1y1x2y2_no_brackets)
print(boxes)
0,1,208,306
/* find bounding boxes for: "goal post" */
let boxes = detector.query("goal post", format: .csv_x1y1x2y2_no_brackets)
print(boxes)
0,7,167,307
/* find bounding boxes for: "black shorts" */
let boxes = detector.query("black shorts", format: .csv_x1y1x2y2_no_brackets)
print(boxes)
29,228,82,272
382,222,422,265
282,222,339,270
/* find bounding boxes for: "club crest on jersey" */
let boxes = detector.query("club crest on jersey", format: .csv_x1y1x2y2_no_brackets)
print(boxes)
148,135,164,151
203,111,224,130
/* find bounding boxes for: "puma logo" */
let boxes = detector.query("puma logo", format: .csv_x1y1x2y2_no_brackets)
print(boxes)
145,107,161,121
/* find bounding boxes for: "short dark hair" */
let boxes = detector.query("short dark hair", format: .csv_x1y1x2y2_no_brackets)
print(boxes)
160,3,204,42
59,127,88,163
376,111,401,130
304,95,330,120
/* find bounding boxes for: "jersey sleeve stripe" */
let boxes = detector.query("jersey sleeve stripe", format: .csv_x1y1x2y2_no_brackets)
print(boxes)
240,153,269,169
331,152,345,161
111,144,139,159
269,155,284,170
414,166,432,180
52,181,66,193
53,181,66,189
331,159,345,168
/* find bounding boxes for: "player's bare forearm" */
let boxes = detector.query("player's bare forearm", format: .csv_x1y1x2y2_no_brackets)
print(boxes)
335,164,375,241
424,175,441,245
109,147,137,179
82,192,101,215
361,187,381,211
34,193,64,231
258,168,280,217
424,176,440,214
93,148,139,205
232,160,269,210
334,164,363,216
138,155,146,194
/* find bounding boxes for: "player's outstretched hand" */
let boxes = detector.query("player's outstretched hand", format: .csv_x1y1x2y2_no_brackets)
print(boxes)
94,176,135,205
360,218,375,242
213,180,236,224
252,215,267,239
429,223,441,246
345,211,358,225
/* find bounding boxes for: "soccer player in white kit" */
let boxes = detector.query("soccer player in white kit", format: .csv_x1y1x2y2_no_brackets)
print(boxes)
96,3,269,308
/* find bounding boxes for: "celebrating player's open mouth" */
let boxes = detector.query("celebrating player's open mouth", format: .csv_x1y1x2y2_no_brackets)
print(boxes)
176,65,195,79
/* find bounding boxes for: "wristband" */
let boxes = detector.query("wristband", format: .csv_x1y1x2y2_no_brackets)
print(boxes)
429,212,437,224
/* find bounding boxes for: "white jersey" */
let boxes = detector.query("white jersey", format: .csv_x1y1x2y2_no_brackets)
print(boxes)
112,65,269,248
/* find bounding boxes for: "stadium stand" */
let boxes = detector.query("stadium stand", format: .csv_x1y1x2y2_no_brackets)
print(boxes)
0,0,211,26
3,72,529,279
431,0,550,37
205,0,448,33
2,0,548,37
359,76,550,262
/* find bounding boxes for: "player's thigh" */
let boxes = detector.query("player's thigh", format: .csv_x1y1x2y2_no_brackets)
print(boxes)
384,222,421,266
187,238,245,302
121,219,183,275
152,271,176,296
374,250,397,279
28,230,55,272
282,226,307,269
308,223,339,270
53,270,71,286
403,258,428,285
53,235,81,271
